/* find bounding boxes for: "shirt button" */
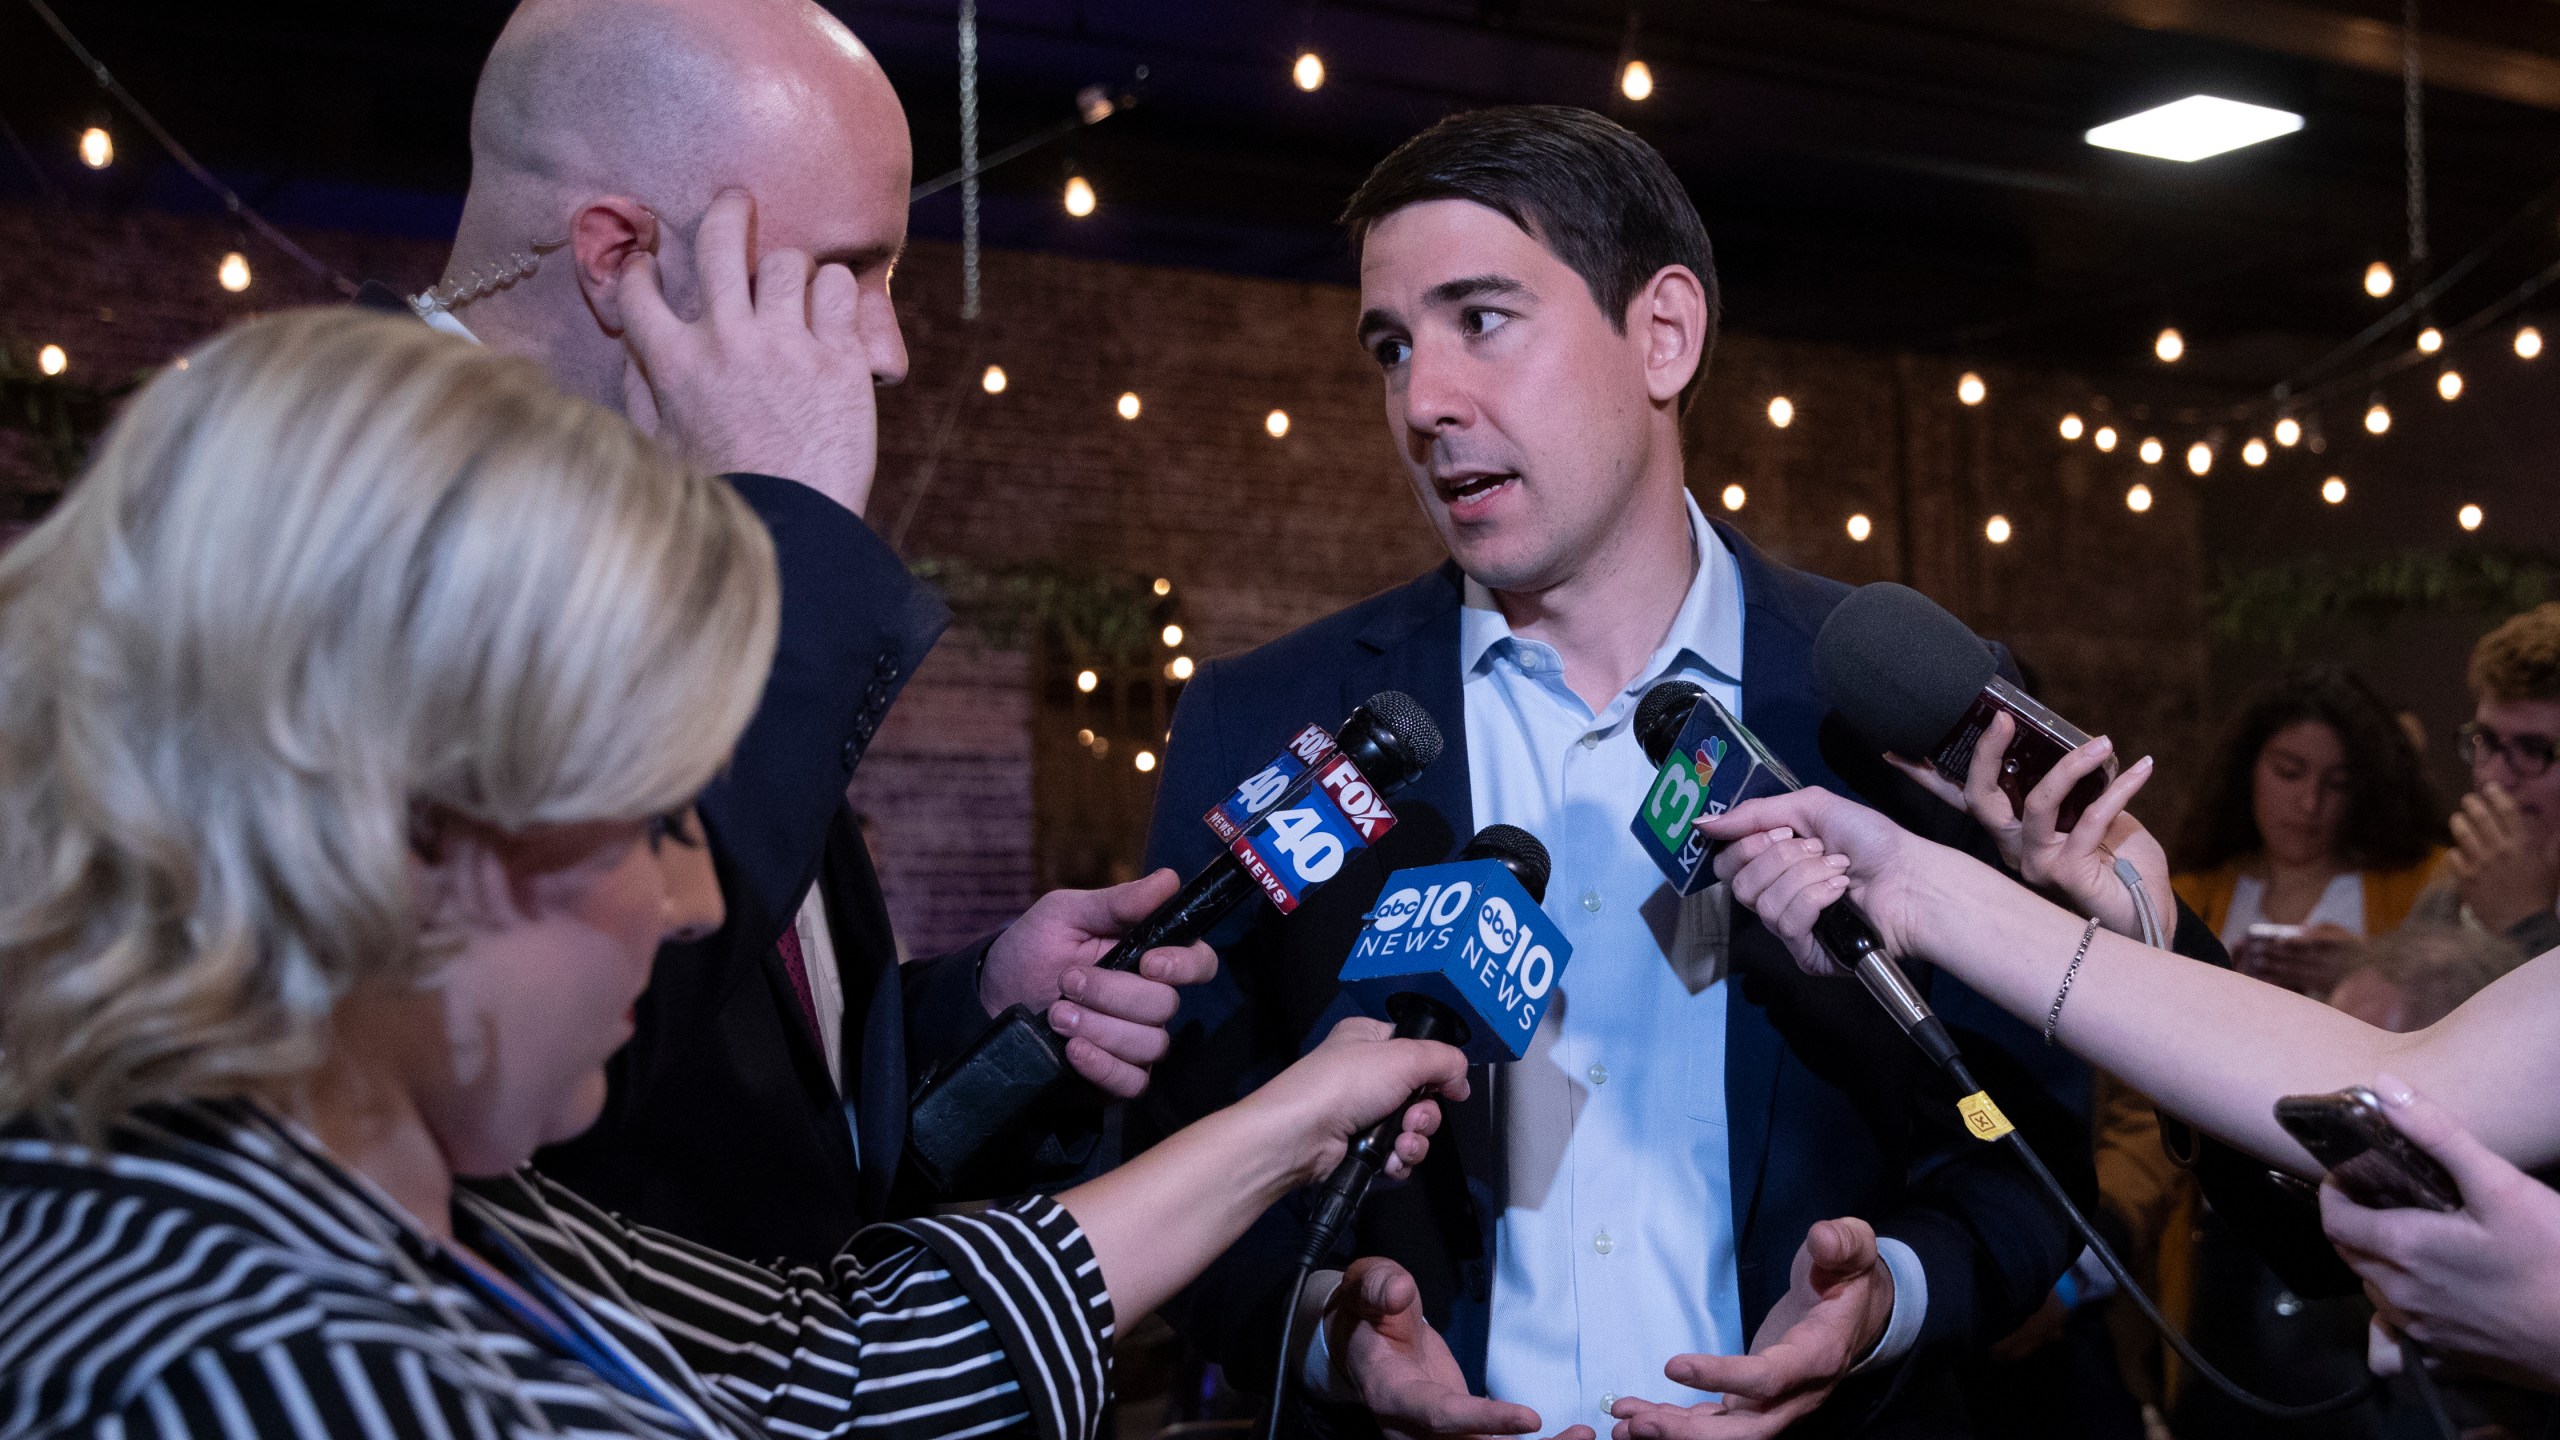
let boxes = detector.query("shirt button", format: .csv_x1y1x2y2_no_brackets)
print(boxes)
1580,890,1602,913
1587,1063,1609,1087
1580,731,1602,750
1601,1394,1619,1415
1592,1231,1614,1255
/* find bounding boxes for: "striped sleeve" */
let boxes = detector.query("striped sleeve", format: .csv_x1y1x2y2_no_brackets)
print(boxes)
509,1177,1112,1440
102,1331,505,1440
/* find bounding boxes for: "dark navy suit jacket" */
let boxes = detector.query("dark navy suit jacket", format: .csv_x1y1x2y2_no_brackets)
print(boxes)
1131,520,2082,1435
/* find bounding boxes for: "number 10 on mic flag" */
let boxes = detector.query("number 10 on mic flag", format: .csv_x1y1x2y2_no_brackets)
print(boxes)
1632,691,1802,895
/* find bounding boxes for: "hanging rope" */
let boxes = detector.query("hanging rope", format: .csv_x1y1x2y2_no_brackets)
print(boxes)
958,0,982,322
20,0,356,296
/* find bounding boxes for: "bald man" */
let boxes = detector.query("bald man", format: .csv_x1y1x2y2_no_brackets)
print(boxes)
377,0,1214,1267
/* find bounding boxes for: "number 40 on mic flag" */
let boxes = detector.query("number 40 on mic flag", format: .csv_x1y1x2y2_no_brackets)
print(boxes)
1632,691,1802,895
1208,726,1402,914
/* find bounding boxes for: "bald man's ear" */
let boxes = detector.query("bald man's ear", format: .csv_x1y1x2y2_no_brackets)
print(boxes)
570,197,661,335
1632,265,1709,407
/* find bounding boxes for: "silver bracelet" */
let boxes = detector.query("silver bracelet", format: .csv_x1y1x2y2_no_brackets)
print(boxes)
2045,916,2102,1046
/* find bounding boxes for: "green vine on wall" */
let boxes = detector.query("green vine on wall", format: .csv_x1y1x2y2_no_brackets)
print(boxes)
907,557,1169,664
2210,548,2560,651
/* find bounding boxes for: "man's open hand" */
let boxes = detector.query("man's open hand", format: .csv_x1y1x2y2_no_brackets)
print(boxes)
618,189,881,515
1327,1257,1590,1440
1610,1218,1895,1440
980,869,1217,1099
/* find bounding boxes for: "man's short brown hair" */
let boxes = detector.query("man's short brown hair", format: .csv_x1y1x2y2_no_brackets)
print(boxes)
2469,602,2560,701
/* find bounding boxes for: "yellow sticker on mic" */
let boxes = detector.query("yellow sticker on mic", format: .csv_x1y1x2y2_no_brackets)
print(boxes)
1958,1091,2014,1142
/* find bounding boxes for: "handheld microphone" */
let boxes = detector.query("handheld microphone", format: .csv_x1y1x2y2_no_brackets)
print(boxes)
1813,582,2115,833
1630,680,1960,1072
902,692,1446,1197
1295,825,1568,1265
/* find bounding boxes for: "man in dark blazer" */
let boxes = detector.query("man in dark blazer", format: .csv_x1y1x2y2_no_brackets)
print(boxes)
1130,107,2090,1438
378,0,1215,1270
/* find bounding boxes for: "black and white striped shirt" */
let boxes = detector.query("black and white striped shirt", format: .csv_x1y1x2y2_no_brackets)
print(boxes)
0,1100,1113,1439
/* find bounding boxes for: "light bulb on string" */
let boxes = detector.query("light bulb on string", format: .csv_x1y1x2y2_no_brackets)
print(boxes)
1167,656,1195,681
2138,436,2164,465
2274,416,2302,447
2364,399,2391,435
2438,369,2464,401
1293,52,1326,91
1846,513,1873,542
1721,483,1747,512
2186,441,2214,476
2321,476,2348,505
2155,328,2184,363
1956,372,1986,405
1063,174,1096,217
1160,624,1184,649
2364,261,2395,298
1135,749,1157,773
1620,60,1655,102
2241,437,2268,467
2059,413,2084,441
2126,483,2154,513
217,251,252,292
2459,504,2484,532
2093,425,2119,453
1075,669,1098,694
1265,409,1290,438
1766,396,1794,428
1117,392,1141,420
2518,326,2545,360
981,364,1008,394
77,126,112,169
2416,326,2443,355
1984,516,2013,545
1152,577,1173,596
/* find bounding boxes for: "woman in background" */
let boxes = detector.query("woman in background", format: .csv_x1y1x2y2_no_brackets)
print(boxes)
0,310,1461,1439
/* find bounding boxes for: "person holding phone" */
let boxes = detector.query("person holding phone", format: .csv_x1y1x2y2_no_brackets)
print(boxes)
1694,743,2560,1389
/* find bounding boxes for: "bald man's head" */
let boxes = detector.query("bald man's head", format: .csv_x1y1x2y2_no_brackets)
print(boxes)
442,0,911,410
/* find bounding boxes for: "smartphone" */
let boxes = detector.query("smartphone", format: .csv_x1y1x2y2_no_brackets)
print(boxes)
2273,1086,2462,1212
1927,676,2118,832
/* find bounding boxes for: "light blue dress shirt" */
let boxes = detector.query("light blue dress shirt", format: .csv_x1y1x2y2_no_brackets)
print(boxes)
1464,493,1925,1427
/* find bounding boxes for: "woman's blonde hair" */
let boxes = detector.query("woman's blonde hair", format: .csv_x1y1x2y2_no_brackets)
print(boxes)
0,309,780,1140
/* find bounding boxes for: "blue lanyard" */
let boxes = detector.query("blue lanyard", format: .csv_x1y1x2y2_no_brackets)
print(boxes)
441,1215,709,1436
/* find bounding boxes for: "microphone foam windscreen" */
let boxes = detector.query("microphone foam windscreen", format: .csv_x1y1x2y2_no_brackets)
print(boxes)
1360,690,1445,772
1635,680,1706,766
1812,583,1999,758
1461,824,1552,904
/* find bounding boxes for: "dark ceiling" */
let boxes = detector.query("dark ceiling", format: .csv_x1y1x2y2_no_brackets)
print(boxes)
7,0,2559,392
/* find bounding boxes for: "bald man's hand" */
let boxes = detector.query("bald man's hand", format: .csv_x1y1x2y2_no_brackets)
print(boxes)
620,189,879,515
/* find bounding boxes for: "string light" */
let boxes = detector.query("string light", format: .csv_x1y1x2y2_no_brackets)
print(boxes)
2364,401,2391,435
1135,749,1158,773
1956,372,1986,406
217,251,251,292
77,126,111,169
1091,735,1111,757
2459,503,2484,531
2364,261,2395,298
1265,409,1290,438
1160,624,1184,648
1166,656,1195,681
2416,326,2443,355
2059,413,2084,441
1846,513,1873,542
1075,669,1099,693
2186,441,2213,476
2241,437,2268,467
1620,60,1655,102
1063,174,1096,217
1985,516,2013,544
2322,476,2348,504
2155,328,2184,363
2139,437,2164,465
981,364,1008,394
1152,577,1173,596
2274,416,2302,447
2438,369,2464,401
1293,52,1326,91
2126,483,2154,513
36,344,67,376
1117,391,1142,420
1720,484,1747,511
2519,325,2545,360
1076,727,1096,747
1766,396,1794,428
2093,425,2119,453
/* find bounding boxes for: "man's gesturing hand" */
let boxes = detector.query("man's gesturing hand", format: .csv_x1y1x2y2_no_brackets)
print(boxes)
1327,1257,1590,1440
981,869,1218,1099
2446,782,2560,935
618,189,882,515
1610,1218,1894,1440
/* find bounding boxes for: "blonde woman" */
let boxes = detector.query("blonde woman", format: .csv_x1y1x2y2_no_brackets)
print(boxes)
0,311,1462,1439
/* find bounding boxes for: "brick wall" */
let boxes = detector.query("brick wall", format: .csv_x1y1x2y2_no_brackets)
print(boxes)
1,202,2214,951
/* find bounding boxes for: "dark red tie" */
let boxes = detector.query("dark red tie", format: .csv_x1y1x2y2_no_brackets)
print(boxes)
775,922,825,1049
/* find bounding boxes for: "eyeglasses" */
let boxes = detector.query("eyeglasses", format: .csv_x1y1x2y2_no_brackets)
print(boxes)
2457,721,2558,780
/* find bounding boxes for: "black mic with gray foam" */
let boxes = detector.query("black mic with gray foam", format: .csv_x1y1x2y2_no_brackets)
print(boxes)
1812,582,2114,832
